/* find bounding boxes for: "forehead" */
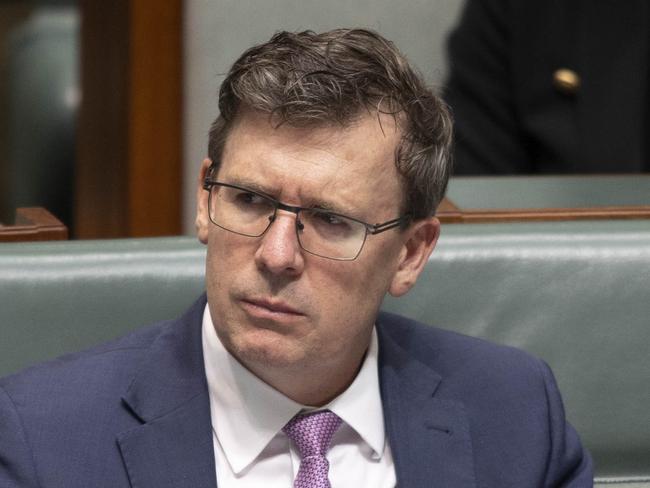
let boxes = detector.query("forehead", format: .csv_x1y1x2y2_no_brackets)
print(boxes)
218,111,404,217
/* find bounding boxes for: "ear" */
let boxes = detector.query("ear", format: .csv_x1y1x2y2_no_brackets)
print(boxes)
388,217,440,297
196,158,213,244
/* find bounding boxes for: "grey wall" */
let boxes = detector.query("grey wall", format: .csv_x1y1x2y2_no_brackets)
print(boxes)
182,0,464,234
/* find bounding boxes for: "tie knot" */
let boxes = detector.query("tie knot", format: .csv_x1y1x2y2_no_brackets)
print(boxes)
283,410,342,459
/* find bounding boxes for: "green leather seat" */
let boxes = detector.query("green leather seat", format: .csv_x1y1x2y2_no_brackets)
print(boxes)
447,175,650,209
0,237,205,374
1,220,649,486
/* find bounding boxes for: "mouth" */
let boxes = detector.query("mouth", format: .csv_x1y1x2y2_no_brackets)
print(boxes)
240,297,305,321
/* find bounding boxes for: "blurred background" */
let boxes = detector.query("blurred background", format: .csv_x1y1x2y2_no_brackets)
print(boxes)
0,0,465,239
1,0,647,240
0,0,78,232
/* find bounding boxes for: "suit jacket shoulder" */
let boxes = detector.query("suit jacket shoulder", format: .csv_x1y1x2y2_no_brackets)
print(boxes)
376,311,593,487
0,295,215,488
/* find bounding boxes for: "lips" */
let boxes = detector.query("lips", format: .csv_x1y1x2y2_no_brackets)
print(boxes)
241,297,304,317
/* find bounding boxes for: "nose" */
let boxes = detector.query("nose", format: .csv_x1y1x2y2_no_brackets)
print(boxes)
254,210,305,275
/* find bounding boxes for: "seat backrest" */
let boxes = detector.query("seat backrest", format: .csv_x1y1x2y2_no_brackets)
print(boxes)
0,237,205,375
1,220,649,485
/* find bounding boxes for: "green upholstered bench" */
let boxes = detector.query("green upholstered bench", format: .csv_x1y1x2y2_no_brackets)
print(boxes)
0,237,206,374
447,175,650,209
440,176,650,223
1,220,649,486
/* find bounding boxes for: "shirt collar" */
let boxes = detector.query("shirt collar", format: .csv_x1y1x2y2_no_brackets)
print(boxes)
201,304,387,473
326,322,386,460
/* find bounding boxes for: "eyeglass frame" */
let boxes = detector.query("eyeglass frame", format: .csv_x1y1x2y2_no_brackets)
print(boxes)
202,178,412,261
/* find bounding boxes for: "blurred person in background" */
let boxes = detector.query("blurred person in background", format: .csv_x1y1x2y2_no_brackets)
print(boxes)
445,0,649,175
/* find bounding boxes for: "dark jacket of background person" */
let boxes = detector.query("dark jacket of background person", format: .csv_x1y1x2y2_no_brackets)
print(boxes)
445,0,649,174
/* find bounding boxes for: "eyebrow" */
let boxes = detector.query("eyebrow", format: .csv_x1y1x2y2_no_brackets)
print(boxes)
223,176,360,217
224,176,275,198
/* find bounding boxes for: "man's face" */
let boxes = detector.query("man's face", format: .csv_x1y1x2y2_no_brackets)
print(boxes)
196,110,438,388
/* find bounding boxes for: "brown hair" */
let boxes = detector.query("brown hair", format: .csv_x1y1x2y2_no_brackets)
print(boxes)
208,28,453,219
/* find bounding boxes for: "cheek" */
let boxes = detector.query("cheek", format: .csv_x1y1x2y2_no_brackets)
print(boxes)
342,245,403,308
204,231,246,301
207,227,254,268
314,261,392,324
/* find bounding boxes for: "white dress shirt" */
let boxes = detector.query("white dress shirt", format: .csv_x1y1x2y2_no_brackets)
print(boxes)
201,305,397,487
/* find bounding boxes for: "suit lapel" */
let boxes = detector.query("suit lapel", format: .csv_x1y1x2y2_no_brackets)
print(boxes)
377,318,476,488
114,298,476,488
117,295,217,488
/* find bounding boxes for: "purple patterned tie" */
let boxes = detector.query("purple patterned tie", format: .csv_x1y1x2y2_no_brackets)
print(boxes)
283,410,343,488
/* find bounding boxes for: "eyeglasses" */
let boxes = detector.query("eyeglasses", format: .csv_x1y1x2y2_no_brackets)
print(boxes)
202,180,410,261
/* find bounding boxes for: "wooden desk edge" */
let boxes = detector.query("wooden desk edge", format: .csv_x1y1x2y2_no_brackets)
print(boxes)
437,201,650,224
0,208,68,242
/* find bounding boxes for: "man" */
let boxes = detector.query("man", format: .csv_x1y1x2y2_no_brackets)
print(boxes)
0,29,592,487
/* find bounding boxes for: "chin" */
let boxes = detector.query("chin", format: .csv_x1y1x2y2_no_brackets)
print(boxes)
228,328,309,370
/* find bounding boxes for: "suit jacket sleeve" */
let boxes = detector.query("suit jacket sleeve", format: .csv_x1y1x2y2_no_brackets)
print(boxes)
445,0,534,174
538,360,594,487
0,385,40,487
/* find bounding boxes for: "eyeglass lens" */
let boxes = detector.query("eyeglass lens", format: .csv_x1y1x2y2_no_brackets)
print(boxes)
208,184,367,260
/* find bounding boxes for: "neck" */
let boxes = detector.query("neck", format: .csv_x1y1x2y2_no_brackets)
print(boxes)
243,344,369,407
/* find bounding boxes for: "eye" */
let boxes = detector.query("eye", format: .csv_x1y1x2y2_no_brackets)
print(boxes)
234,191,267,205
311,211,356,235
315,211,346,226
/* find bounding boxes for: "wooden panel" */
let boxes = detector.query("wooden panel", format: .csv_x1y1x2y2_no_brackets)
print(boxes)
0,207,68,242
75,0,130,238
76,0,182,238
128,0,183,237
438,203,650,223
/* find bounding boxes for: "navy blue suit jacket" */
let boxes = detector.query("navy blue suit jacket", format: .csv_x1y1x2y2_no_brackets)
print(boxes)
0,295,592,487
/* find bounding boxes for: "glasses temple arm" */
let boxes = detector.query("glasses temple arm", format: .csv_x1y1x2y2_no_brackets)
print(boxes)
367,215,411,234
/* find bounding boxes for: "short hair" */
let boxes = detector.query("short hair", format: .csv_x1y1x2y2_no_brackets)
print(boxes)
208,28,453,219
